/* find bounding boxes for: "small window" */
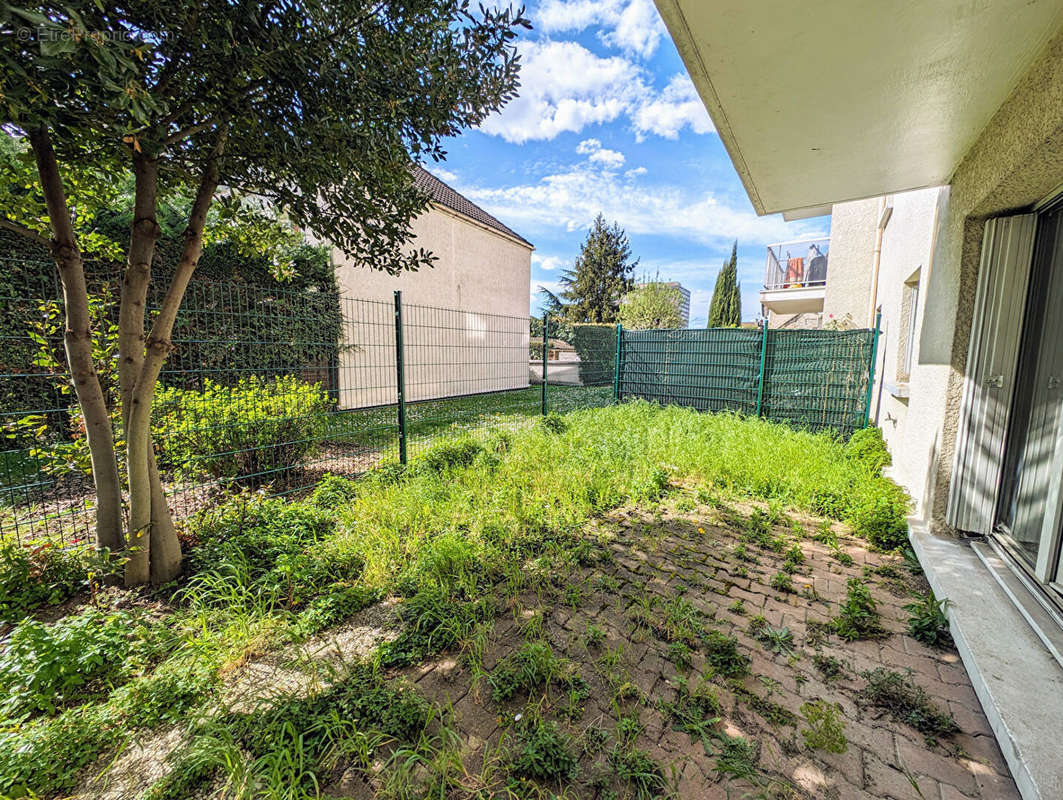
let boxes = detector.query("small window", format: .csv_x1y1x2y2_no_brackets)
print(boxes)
898,270,921,382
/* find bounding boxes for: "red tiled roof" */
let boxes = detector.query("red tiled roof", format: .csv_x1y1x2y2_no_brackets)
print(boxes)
413,165,533,248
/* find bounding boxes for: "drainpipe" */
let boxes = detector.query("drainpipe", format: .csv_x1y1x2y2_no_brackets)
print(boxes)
867,197,891,326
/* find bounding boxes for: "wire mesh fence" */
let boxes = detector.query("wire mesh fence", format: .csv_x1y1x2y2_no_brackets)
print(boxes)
0,260,875,547
619,325,876,435
0,271,607,545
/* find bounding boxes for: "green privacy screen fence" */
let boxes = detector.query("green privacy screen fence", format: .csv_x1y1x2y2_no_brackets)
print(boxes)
618,325,877,435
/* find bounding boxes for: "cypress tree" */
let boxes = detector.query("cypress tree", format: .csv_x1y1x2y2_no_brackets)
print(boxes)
707,241,742,327
560,214,638,323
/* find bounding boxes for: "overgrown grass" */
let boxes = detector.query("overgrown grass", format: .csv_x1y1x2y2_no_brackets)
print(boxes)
0,401,910,797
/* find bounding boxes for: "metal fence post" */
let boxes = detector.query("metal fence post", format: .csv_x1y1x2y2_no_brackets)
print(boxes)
540,315,549,415
393,290,407,464
755,320,769,417
863,311,882,426
613,323,623,403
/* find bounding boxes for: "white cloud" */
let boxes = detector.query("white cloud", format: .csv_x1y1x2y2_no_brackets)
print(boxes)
625,166,647,178
479,41,714,143
532,254,564,271
600,0,665,59
479,40,643,144
460,158,817,248
536,0,666,59
576,138,625,168
631,73,714,140
430,166,458,183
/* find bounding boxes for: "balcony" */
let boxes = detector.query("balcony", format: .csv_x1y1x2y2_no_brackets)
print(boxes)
760,237,829,316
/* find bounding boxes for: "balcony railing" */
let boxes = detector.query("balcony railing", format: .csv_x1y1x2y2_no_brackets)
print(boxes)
763,237,830,291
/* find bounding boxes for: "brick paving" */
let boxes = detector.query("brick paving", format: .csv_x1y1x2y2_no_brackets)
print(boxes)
402,494,1019,800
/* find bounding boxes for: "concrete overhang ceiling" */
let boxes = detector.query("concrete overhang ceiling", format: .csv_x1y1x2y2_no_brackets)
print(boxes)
655,0,1063,215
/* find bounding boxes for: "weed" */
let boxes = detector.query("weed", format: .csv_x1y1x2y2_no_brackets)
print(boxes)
812,521,838,547
731,683,798,727
800,700,847,753
539,412,568,434
565,583,584,609
844,426,891,472
584,623,606,649
666,677,722,743
702,629,750,678
861,668,958,740
667,641,694,670
610,746,668,799
729,599,746,615
832,548,854,567
849,478,910,550
512,716,579,781
489,641,580,703
904,591,953,649
732,543,758,563
379,584,491,667
749,619,795,656
714,734,759,782
783,544,805,573
833,578,885,641
0,541,103,621
770,572,795,593
615,713,642,744
811,653,846,681
0,609,170,720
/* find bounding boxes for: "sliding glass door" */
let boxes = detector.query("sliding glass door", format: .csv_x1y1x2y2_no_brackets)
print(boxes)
998,206,1063,585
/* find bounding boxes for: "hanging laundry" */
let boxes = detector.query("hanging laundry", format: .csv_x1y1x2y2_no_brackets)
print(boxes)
806,243,827,283
786,257,805,287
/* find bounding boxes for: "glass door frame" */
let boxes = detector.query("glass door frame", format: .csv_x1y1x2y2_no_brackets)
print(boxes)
995,199,1063,591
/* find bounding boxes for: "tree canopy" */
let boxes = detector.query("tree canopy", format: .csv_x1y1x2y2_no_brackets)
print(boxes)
619,281,683,330
0,0,529,584
708,242,741,328
560,214,637,323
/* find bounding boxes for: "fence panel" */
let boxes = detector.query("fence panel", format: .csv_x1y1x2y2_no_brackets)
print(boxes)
618,325,874,435
761,328,874,434
620,328,762,414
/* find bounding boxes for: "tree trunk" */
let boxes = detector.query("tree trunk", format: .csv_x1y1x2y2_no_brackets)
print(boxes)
125,130,225,586
28,128,124,553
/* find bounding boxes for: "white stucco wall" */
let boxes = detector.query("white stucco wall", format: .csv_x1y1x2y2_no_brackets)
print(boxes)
821,197,879,327
866,188,949,524
332,203,533,409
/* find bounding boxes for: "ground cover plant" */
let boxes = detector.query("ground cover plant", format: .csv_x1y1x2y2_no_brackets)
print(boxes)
0,401,997,800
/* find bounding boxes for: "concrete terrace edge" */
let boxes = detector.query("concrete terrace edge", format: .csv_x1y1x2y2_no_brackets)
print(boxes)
909,523,1063,800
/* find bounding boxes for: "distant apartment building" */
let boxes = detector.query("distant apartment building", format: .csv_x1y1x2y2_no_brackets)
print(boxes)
635,280,691,327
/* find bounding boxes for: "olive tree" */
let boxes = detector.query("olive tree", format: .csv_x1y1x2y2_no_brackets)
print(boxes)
0,1,527,585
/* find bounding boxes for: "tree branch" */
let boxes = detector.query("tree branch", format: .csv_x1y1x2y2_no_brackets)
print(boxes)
0,217,50,248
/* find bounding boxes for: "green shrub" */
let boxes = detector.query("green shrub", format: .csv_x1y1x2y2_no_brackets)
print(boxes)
0,541,96,621
154,375,331,482
310,473,358,507
0,701,123,797
413,437,484,473
848,478,910,550
182,495,358,613
844,426,891,472
0,609,168,720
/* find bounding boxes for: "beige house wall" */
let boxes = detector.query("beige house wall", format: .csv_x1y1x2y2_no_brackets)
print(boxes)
333,203,533,409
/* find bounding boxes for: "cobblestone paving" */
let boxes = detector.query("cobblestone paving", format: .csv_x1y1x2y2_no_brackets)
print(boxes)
404,495,1018,800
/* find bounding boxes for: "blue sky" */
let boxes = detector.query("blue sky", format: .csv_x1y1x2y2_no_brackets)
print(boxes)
430,0,830,326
